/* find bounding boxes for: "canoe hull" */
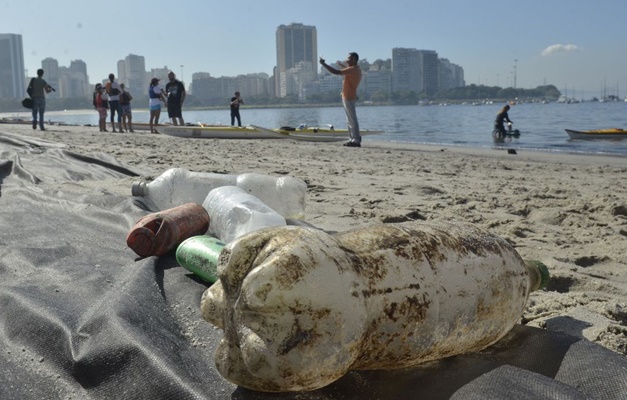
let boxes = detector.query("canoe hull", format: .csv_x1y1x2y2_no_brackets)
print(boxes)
275,126,383,137
161,125,287,139
565,128,627,140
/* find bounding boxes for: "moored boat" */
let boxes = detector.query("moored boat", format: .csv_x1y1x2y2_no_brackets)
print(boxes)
565,128,627,140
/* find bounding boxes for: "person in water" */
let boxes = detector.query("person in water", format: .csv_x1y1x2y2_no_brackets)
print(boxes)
493,104,513,136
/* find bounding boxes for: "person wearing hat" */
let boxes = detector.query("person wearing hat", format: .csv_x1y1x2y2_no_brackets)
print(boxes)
148,77,166,133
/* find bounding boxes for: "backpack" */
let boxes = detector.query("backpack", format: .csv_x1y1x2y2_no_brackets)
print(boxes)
26,78,35,97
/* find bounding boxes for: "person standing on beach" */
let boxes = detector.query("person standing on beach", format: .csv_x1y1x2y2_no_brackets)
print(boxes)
105,73,122,132
119,83,134,133
493,105,513,136
230,91,243,126
93,84,109,132
148,77,166,133
165,71,186,125
319,52,362,147
28,68,54,131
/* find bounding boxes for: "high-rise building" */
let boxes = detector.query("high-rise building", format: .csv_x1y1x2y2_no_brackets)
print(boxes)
118,54,146,95
392,48,440,96
392,48,422,93
0,33,26,99
420,50,439,96
41,57,60,98
275,23,317,97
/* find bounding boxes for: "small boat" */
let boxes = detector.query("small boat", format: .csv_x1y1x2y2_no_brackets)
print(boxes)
565,128,627,140
275,124,384,137
160,124,288,139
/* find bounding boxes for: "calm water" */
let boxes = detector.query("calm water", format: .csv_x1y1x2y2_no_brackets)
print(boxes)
6,101,627,156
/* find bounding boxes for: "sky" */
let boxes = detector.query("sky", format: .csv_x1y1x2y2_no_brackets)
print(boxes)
4,0,627,99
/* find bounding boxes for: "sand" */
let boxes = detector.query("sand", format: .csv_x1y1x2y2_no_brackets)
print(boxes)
5,122,627,356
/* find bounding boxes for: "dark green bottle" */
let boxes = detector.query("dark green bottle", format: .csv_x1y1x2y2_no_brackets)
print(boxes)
176,235,226,283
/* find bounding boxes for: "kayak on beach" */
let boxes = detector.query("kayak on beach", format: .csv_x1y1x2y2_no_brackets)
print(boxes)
275,123,384,137
159,123,350,142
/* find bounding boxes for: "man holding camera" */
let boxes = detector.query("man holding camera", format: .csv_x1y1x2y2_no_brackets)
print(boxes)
319,52,362,147
28,68,54,131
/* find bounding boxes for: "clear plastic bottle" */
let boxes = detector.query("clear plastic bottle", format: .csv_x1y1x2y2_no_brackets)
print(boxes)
236,173,307,220
202,186,286,243
131,168,307,219
132,168,237,211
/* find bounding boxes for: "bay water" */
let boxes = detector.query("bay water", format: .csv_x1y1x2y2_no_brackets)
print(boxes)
5,101,627,156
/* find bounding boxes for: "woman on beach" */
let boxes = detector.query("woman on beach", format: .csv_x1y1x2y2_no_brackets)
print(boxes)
93,84,109,132
493,104,513,136
148,77,166,133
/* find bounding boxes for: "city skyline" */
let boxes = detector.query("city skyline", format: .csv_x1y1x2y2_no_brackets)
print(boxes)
3,0,627,99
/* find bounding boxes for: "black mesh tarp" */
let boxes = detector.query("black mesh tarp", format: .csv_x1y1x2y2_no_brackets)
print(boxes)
1,130,625,400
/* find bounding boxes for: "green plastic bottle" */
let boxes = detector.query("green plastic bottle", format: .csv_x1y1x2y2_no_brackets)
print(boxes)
176,235,226,283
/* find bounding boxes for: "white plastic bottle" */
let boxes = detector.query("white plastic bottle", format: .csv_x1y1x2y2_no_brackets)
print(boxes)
131,168,307,219
132,168,237,211
236,173,307,220
200,221,550,392
202,186,286,243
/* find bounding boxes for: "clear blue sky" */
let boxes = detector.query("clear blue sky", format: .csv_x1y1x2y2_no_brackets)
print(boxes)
5,0,626,98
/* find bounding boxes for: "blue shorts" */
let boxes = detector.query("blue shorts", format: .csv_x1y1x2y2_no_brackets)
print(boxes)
150,104,161,111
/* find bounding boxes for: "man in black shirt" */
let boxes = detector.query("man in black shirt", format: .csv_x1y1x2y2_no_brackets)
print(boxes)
166,71,186,125
230,91,243,127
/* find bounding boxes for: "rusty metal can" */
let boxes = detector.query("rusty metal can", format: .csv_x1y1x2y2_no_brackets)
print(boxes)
126,203,209,257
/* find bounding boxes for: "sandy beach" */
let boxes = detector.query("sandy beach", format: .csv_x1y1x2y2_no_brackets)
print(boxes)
5,122,627,359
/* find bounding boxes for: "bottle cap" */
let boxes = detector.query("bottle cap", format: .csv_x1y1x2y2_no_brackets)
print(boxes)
131,181,146,197
126,226,157,257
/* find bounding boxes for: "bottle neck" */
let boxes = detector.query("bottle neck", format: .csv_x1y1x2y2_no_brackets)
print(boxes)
524,260,550,292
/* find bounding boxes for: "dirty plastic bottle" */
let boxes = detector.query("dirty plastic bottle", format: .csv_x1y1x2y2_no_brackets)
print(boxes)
131,168,237,211
236,173,307,220
126,203,210,257
200,221,550,392
131,168,307,219
176,235,226,283
202,185,286,243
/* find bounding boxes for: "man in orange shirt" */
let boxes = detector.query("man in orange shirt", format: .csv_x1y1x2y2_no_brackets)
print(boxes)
320,52,362,147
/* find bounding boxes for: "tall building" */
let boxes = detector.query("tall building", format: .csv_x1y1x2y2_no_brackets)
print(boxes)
67,60,90,97
392,48,440,96
38,58,89,98
420,50,439,96
392,48,422,93
118,54,146,95
275,23,317,97
0,33,26,99
41,57,60,98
